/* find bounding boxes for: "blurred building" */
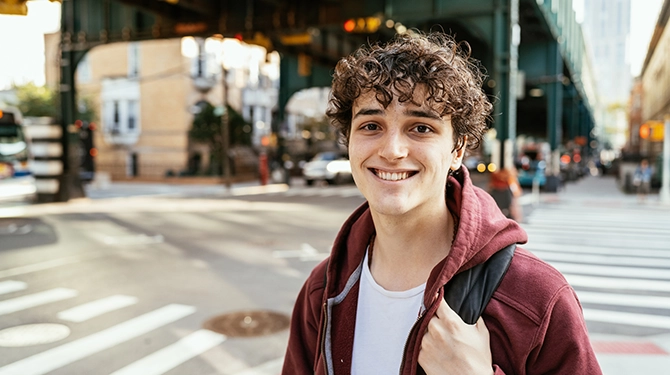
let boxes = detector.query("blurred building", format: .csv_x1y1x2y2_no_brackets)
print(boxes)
626,77,643,154
581,0,632,150
638,0,670,159
44,33,279,180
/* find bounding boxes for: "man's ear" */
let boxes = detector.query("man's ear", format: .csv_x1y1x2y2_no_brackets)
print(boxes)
451,136,468,170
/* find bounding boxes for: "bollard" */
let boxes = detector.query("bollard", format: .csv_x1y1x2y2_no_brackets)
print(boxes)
259,152,268,186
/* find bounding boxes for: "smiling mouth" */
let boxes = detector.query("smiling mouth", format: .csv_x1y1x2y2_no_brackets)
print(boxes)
372,169,417,181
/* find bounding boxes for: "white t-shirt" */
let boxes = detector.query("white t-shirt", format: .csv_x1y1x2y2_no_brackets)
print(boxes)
351,250,427,374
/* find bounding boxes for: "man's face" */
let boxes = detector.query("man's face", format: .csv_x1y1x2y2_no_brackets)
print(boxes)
348,89,465,218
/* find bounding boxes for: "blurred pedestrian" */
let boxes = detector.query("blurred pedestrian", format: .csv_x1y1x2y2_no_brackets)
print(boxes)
282,32,601,375
488,169,522,222
633,158,653,202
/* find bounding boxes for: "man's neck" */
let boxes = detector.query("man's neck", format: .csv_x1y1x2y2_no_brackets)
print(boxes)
368,206,454,291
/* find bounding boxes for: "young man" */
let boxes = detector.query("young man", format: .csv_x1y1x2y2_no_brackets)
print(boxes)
282,32,601,375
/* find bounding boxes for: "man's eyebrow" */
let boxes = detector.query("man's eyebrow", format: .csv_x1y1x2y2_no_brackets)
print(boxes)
404,109,442,120
353,108,384,119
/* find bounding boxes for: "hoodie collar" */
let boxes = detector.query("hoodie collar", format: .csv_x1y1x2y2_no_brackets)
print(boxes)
326,166,528,300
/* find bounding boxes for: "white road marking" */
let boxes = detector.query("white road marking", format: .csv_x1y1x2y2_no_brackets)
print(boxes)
0,304,196,375
57,295,138,323
110,329,226,375
532,250,670,268
0,256,87,279
576,291,670,310
233,358,284,375
0,288,78,316
525,241,670,258
584,308,670,330
551,261,670,280
566,274,670,293
0,280,27,295
273,243,329,261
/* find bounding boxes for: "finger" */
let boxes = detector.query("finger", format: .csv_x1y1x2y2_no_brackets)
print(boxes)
435,297,461,322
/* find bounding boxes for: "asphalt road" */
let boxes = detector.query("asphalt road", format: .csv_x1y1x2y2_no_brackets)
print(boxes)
0,183,365,375
1,177,669,374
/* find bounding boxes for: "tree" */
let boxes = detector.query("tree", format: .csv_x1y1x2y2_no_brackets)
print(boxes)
12,83,96,122
189,101,252,175
13,83,58,117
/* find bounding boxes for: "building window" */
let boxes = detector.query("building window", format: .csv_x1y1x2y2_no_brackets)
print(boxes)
112,101,120,133
77,54,92,84
128,100,137,130
128,42,140,78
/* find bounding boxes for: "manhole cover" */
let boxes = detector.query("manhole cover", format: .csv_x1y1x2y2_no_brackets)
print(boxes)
203,310,290,338
0,324,71,347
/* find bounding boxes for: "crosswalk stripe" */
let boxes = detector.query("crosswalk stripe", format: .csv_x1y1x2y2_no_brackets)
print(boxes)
566,274,670,293
0,304,196,375
524,233,670,251
0,256,87,279
526,218,669,231
523,225,670,240
531,250,670,268
0,280,27,295
0,288,78,316
525,242,670,259
576,291,670,310
57,295,138,323
552,261,670,280
233,358,284,375
109,329,226,375
583,308,670,330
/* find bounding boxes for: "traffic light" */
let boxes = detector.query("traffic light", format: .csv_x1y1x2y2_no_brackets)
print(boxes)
77,120,96,182
0,0,60,16
0,0,27,15
343,17,382,33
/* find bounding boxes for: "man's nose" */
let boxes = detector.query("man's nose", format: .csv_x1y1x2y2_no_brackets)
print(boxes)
378,130,408,161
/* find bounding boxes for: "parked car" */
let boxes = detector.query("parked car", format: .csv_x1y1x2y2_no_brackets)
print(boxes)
0,107,37,203
302,151,353,186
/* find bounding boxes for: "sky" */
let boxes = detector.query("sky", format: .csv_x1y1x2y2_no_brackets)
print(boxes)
0,0,665,89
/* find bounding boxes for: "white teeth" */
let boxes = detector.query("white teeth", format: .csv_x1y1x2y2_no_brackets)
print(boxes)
376,170,409,181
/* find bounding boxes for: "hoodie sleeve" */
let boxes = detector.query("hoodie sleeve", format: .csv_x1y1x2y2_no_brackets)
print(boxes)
526,284,603,375
282,260,328,375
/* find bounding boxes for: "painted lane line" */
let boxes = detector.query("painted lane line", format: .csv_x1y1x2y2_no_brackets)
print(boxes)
0,257,84,279
532,250,670,268
110,329,226,375
57,295,138,323
525,242,670,259
576,291,670,310
584,308,670,330
0,304,196,375
0,280,27,295
566,274,670,293
0,288,78,316
551,261,670,280
234,358,284,375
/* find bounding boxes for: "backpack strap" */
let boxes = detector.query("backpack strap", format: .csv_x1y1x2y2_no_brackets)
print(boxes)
443,243,516,324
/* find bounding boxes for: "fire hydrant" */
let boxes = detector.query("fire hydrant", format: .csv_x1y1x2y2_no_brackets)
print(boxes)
259,152,269,185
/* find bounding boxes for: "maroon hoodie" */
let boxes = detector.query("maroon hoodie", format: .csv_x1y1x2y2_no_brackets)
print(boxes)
282,167,602,375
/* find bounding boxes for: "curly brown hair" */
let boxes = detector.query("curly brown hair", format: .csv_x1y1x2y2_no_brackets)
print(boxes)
326,32,492,151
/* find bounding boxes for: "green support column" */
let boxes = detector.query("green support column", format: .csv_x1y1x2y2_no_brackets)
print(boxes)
493,0,519,170
546,40,562,177
58,0,85,202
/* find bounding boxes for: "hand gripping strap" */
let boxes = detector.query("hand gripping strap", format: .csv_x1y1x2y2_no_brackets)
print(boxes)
443,244,516,325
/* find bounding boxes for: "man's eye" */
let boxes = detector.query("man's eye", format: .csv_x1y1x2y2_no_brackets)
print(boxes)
415,125,432,133
362,123,378,131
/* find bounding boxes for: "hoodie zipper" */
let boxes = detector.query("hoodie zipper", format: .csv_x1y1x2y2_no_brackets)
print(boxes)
398,307,427,375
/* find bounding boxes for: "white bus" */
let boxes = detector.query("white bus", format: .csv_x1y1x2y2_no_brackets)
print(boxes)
0,107,37,203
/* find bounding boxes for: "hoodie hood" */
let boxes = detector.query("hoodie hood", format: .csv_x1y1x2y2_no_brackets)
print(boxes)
326,166,528,301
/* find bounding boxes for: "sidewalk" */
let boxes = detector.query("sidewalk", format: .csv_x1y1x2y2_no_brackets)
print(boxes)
518,174,670,210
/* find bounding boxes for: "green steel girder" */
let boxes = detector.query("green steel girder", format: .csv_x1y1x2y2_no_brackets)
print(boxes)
55,0,597,201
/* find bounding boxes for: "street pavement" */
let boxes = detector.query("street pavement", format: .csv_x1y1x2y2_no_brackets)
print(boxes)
1,174,669,374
